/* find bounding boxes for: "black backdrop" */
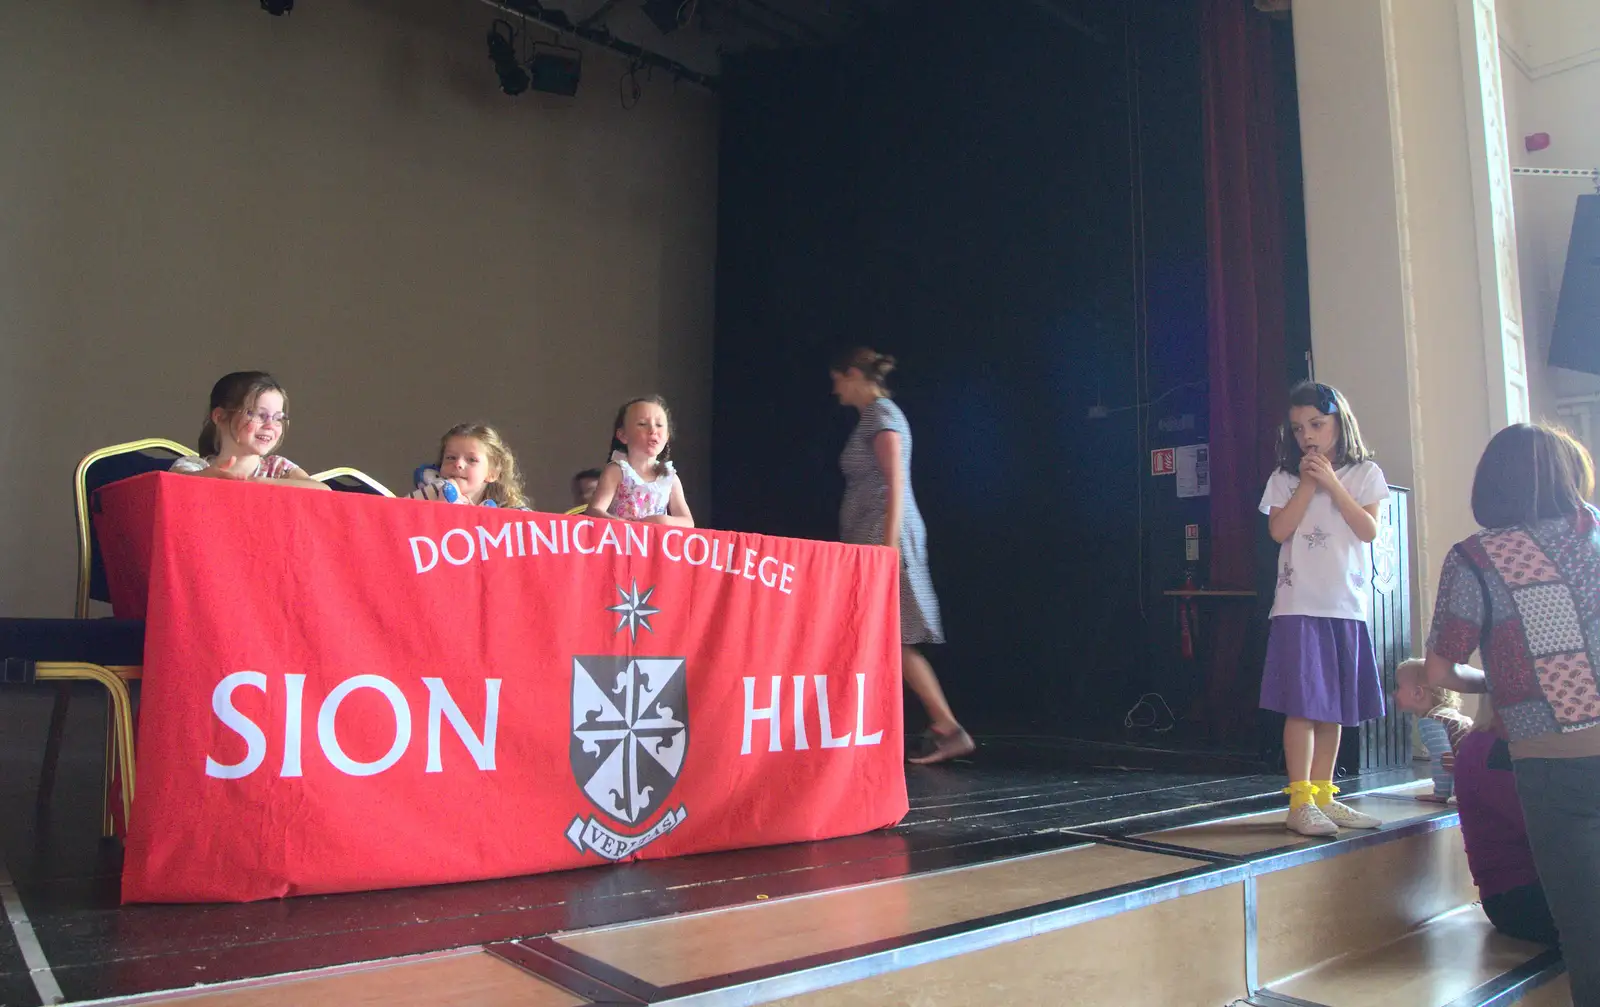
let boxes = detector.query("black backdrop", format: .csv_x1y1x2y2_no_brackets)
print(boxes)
709,2,1217,734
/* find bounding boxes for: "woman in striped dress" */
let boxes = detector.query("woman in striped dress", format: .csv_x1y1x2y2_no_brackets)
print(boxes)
832,347,974,765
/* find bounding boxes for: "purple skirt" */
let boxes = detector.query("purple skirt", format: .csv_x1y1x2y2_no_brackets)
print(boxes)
1260,616,1385,727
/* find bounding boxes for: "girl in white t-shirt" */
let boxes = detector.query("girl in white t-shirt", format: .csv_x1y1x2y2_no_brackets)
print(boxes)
1259,381,1390,837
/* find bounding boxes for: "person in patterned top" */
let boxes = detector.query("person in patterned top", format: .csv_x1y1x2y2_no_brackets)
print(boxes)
1425,423,1600,1002
169,371,328,490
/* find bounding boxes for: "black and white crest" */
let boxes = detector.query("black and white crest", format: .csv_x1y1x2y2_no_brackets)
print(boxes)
1371,498,1400,594
570,656,688,826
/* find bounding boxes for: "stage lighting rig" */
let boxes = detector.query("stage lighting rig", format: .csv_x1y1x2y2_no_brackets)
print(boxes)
487,19,530,95
259,0,294,14
529,42,582,97
642,0,695,35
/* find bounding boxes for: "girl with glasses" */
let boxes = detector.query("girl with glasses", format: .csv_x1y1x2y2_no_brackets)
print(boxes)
169,371,327,489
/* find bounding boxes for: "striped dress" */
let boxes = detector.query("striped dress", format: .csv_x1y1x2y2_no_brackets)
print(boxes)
839,398,944,645
1418,706,1474,800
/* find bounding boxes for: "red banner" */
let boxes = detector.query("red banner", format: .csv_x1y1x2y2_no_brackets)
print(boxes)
95,474,906,903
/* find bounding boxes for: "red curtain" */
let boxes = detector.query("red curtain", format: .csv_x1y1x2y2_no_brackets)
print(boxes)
1201,0,1289,735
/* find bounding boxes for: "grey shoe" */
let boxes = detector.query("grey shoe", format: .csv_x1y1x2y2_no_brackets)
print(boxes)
1286,803,1339,837
1320,799,1382,830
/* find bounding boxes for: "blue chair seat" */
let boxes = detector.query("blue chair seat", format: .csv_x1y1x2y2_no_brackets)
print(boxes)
0,619,145,679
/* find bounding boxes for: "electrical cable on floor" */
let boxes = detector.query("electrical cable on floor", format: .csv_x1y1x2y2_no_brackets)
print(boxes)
1123,692,1175,733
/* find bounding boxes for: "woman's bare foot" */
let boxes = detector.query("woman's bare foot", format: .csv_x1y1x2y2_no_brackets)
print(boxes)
907,726,975,765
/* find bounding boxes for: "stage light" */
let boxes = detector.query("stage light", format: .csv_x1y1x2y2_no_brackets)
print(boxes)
260,0,293,13
642,0,692,35
529,42,581,97
486,19,529,96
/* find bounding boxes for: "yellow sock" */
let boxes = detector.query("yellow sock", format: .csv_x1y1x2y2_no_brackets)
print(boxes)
1312,780,1338,807
1283,781,1319,810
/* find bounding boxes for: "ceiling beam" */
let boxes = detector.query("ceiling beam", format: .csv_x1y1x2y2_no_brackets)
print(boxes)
468,0,718,88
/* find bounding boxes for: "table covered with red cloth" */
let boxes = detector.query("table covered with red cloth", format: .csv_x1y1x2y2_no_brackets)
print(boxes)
94,473,906,903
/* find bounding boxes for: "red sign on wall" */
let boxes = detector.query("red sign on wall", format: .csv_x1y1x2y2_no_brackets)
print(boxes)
1151,448,1176,476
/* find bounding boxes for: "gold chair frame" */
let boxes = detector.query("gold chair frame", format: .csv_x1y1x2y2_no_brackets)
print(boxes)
67,437,193,835
566,505,588,515
33,662,138,828
75,437,195,618
312,467,396,497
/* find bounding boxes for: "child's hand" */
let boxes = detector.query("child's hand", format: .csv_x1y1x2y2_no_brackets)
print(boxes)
411,478,471,504
1301,452,1337,490
211,456,252,480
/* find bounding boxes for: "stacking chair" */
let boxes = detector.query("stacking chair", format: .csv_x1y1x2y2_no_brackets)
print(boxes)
75,439,194,616
313,467,395,496
33,438,192,833
1,619,141,833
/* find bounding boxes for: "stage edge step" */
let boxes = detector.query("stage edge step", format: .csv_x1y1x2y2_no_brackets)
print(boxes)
488,810,1497,1007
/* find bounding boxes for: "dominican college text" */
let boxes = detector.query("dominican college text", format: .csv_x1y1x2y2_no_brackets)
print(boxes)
407,517,799,595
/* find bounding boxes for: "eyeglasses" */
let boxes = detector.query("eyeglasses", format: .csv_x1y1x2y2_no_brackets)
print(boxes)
240,409,288,427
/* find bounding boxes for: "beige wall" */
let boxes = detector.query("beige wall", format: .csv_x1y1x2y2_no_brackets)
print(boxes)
1295,0,1545,732
1290,1,1418,490
1390,0,1517,612
1290,0,1520,638
1499,0,1600,415
0,0,718,617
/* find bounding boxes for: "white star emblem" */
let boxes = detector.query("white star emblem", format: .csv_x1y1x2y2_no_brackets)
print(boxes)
1278,564,1294,588
607,580,660,642
1302,527,1331,549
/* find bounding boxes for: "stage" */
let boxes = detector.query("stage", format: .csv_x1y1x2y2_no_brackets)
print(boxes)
0,683,1427,1006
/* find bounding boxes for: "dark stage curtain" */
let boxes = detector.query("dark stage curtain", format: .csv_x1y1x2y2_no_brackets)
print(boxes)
1200,0,1290,736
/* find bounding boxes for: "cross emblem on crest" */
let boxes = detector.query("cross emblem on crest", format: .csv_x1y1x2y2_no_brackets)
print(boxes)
570,656,688,826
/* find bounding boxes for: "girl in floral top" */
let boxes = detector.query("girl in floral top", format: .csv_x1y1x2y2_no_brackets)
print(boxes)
586,396,694,526
1426,423,1600,1001
169,371,328,490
